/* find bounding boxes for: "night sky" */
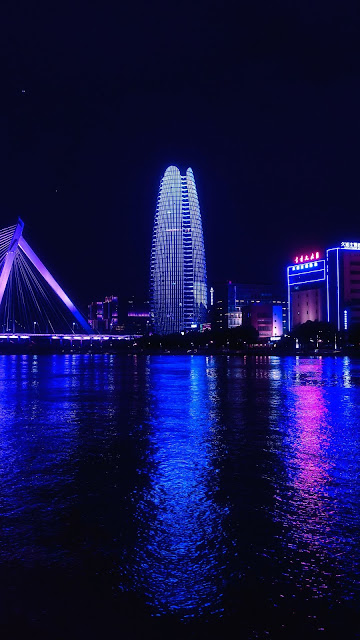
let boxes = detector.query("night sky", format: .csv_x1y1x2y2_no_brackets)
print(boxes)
1,1,360,311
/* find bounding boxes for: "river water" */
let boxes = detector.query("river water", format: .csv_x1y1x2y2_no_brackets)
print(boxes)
0,354,359,639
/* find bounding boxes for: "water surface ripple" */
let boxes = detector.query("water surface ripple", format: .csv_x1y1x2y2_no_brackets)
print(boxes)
0,354,359,638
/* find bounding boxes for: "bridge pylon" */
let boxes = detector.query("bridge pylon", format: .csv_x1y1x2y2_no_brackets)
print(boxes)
0,219,93,334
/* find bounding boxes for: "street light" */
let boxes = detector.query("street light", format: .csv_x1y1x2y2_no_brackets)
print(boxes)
72,322,76,334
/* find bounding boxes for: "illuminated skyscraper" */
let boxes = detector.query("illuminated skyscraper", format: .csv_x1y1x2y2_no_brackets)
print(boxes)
150,166,207,334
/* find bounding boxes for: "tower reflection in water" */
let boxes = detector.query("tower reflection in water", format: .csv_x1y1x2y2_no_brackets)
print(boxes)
132,355,227,617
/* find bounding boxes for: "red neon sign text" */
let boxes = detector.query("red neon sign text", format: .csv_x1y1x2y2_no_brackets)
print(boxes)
294,251,319,264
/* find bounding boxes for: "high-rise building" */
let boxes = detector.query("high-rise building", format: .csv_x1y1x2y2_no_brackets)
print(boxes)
287,250,326,330
125,296,151,335
286,242,360,332
327,242,360,330
150,166,207,334
88,295,119,332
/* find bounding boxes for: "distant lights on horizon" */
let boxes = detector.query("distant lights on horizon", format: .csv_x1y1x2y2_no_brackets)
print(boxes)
128,312,150,317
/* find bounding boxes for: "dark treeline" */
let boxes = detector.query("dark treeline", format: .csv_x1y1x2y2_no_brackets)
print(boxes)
1,321,360,355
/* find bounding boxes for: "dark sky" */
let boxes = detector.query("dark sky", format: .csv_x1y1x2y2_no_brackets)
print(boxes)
1,1,360,311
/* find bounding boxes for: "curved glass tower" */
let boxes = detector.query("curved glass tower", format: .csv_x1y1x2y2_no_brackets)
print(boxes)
150,166,207,334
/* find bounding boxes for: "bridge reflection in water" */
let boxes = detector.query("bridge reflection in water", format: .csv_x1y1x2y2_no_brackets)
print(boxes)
0,334,139,352
0,333,137,342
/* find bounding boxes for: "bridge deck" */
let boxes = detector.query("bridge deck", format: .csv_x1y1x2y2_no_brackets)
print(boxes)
0,334,140,341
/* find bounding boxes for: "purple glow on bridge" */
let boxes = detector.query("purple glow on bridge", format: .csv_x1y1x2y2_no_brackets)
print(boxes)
18,236,92,333
0,218,93,334
0,220,24,309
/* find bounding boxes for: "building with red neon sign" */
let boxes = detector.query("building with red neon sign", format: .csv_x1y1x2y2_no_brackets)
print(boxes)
288,243,360,332
294,251,320,264
287,250,326,330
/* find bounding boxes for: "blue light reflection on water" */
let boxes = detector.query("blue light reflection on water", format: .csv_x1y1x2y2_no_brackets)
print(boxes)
0,354,117,565
0,353,143,568
131,355,229,616
0,355,360,636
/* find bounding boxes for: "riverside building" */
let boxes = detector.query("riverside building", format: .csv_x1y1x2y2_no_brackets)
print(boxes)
287,251,326,331
88,295,119,332
327,242,360,330
211,282,287,339
287,242,360,332
150,166,207,334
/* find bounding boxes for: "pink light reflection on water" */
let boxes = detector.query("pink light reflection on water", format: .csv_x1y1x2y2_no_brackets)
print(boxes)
270,358,342,600
290,361,331,500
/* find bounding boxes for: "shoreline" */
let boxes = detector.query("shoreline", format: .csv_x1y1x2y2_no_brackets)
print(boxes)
0,345,356,357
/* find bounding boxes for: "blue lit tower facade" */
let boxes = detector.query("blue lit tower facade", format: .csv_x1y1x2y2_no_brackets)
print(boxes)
150,166,207,334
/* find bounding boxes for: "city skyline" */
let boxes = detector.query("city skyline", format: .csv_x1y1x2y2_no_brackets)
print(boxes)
1,210,360,337
1,3,360,309
2,6,360,638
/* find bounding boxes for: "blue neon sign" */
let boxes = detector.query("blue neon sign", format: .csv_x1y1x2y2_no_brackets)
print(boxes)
287,259,326,286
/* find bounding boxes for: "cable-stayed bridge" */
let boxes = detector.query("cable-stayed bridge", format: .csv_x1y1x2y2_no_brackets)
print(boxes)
0,219,93,335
